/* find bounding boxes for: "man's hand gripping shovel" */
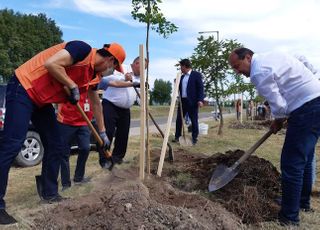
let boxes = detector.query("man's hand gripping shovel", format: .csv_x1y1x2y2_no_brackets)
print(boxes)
35,87,113,199
64,87,113,167
208,118,286,192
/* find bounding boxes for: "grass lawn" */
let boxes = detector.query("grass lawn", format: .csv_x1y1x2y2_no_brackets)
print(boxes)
4,116,320,229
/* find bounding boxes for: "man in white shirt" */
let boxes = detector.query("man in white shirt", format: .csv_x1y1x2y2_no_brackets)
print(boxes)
98,57,142,169
228,48,320,226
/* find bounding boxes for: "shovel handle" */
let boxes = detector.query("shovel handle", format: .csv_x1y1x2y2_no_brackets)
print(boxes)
232,129,273,169
178,94,187,137
64,87,111,158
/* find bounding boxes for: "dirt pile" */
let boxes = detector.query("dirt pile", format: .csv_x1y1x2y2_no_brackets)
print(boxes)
159,149,281,224
31,168,241,230
30,148,281,228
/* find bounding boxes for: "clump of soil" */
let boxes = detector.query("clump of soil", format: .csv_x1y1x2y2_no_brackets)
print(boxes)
157,149,281,224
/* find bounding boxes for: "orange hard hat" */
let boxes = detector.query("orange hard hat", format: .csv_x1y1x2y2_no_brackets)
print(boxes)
104,43,126,73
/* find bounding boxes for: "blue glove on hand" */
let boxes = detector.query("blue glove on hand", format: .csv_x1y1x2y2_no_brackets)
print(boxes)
99,131,111,150
69,86,80,105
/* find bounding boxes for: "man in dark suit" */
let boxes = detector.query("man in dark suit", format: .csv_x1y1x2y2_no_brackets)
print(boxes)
173,59,204,145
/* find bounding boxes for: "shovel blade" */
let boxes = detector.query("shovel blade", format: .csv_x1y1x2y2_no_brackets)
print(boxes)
208,164,240,192
179,136,192,146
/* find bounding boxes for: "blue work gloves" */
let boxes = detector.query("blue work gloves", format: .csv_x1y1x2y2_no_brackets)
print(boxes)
68,86,80,105
99,131,111,150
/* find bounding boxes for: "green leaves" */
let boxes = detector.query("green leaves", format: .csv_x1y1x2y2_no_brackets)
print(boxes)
0,9,63,82
151,78,172,105
131,0,178,39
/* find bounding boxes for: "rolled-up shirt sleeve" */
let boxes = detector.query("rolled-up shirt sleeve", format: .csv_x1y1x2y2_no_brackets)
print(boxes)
251,70,288,118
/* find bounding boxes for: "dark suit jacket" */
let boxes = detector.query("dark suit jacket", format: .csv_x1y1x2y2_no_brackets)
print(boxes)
179,70,204,107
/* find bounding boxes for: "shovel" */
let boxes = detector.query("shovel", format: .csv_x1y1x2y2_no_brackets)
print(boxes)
63,87,112,159
208,129,273,192
178,95,192,146
133,87,174,161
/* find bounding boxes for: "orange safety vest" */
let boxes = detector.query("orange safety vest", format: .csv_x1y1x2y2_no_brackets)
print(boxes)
57,88,93,126
15,42,101,107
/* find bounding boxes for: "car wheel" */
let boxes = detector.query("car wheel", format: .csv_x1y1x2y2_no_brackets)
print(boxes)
15,131,44,167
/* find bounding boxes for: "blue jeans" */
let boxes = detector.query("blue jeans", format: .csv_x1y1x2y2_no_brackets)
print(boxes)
0,76,63,208
58,123,91,186
280,97,320,222
312,153,317,185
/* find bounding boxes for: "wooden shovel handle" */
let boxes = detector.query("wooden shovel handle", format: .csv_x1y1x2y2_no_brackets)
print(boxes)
64,87,111,158
178,94,186,137
232,129,273,169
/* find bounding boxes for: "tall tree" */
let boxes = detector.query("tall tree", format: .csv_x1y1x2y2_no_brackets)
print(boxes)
190,36,242,135
0,9,63,82
151,79,172,105
131,0,178,173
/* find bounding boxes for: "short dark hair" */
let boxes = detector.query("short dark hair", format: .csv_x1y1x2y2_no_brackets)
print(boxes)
233,48,254,60
179,58,192,68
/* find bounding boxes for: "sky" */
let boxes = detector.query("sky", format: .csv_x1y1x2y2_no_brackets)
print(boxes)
1,0,320,89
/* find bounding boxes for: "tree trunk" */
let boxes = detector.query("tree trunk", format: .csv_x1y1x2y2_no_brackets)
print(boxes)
216,97,223,135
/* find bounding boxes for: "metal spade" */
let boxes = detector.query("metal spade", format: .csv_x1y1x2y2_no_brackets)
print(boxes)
208,129,273,192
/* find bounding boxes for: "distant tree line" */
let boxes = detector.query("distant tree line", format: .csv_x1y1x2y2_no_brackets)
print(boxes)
0,9,63,82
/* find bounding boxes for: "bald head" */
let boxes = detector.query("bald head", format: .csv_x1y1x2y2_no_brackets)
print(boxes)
228,48,254,77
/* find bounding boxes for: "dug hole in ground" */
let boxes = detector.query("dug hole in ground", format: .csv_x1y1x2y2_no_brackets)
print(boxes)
26,121,285,230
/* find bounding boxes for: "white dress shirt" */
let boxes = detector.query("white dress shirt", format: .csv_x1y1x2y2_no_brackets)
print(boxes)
250,52,320,118
101,65,139,109
181,70,191,98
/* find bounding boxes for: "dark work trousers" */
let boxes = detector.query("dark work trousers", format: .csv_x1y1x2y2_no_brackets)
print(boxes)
58,123,91,186
100,99,130,164
0,76,63,208
175,98,199,142
279,97,320,223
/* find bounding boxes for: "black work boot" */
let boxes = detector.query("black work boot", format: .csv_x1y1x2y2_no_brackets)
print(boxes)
0,209,17,225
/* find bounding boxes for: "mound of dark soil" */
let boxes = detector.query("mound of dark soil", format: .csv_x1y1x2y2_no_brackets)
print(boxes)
158,149,281,224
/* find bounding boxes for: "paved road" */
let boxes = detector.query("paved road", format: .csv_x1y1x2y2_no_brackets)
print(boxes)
129,112,233,136
130,112,213,128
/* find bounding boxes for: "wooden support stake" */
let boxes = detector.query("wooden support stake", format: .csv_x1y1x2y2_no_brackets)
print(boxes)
139,44,146,180
157,73,181,177
240,93,243,124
